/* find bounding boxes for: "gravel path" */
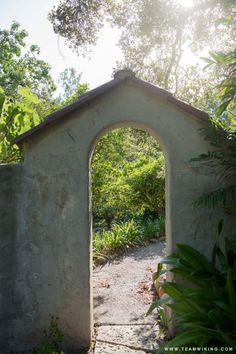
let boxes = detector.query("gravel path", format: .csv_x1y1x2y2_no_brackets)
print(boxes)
93,241,166,325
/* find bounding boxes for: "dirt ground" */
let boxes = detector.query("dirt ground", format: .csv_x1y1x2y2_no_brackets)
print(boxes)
93,241,166,325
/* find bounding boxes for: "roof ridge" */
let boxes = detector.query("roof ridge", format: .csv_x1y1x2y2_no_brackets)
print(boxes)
12,75,208,146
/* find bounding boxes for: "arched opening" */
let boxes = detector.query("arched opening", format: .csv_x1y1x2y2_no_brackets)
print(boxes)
89,123,170,350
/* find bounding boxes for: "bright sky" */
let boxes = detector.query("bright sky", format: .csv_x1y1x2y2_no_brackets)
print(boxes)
0,0,196,90
178,0,194,7
0,0,123,89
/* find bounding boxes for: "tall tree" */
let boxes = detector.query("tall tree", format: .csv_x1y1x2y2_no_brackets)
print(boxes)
0,87,41,163
49,0,235,98
0,22,56,100
49,0,110,50
57,67,89,104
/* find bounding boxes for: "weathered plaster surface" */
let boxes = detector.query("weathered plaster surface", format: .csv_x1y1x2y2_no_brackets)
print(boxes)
0,79,235,352
0,164,23,352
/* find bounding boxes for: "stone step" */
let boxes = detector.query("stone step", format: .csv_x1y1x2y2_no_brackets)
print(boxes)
94,341,146,353
94,324,162,353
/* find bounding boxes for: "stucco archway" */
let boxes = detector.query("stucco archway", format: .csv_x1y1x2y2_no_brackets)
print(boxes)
1,70,223,352
89,120,170,245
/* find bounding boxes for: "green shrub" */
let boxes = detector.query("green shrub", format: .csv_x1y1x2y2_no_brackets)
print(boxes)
93,219,142,257
141,216,165,241
113,219,141,246
103,227,125,251
156,215,165,237
126,156,165,216
147,224,236,352
142,218,159,241
93,231,107,254
93,216,165,264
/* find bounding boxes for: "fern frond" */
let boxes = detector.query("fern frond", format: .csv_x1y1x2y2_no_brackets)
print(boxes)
193,185,236,210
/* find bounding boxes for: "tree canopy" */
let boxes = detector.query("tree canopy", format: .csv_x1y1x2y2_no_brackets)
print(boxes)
0,22,56,99
0,86,41,163
48,0,235,101
57,67,89,105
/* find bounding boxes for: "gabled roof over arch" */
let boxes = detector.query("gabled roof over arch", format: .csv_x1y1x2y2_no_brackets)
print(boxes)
13,69,208,147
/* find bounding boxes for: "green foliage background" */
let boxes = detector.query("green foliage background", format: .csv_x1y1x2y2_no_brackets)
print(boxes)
91,128,165,228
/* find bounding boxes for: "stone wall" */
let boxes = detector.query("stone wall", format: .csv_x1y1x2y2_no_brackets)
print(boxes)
0,164,23,352
11,81,216,352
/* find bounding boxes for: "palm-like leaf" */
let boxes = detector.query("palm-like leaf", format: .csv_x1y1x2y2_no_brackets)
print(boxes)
192,119,236,210
148,242,236,352
193,48,236,210
193,185,236,211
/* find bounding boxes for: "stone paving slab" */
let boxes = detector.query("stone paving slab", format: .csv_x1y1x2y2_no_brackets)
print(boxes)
94,341,146,353
95,324,161,352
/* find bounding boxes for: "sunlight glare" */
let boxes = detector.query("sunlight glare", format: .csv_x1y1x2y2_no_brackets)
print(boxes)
177,0,194,7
